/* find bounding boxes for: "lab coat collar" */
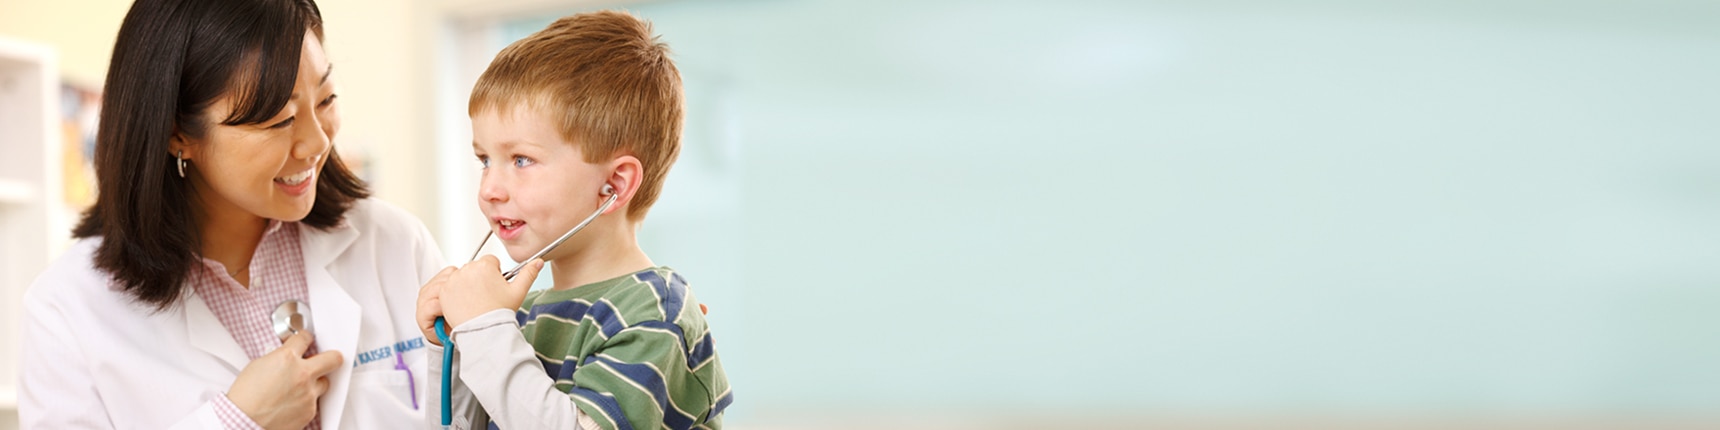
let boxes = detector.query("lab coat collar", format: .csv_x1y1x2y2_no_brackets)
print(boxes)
301,220,362,428
180,220,364,427
184,288,251,373
181,220,310,374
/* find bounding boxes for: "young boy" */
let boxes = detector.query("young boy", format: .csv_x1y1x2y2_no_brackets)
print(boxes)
416,10,730,430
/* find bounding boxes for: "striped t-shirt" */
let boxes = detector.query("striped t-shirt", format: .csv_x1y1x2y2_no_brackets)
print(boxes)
516,267,732,430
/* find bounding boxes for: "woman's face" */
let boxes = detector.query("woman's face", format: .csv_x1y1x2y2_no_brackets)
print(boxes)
178,31,339,225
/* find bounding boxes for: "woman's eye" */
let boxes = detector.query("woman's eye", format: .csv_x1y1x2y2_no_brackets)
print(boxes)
319,94,338,108
268,117,295,129
513,156,535,168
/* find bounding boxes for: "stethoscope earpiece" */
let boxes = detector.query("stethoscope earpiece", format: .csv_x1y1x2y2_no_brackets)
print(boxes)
601,184,615,196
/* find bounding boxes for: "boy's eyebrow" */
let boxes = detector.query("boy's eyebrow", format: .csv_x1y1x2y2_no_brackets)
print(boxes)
473,139,522,151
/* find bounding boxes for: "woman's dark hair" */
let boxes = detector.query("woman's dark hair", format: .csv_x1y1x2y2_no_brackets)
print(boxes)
73,0,369,311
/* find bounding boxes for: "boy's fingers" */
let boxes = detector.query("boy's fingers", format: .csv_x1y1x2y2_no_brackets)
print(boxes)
507,259,545,291
468,255,501,272
417,298,441,323
430,266,456,282
420,267,455,294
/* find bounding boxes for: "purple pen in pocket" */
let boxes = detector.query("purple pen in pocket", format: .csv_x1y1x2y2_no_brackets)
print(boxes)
394,348,420,410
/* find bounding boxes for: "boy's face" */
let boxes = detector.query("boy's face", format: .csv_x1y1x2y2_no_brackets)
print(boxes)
471,105,612,263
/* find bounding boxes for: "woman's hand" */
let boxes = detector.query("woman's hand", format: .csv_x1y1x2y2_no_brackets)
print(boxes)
226,330,343,430
416,266,456,346
440,255,543,329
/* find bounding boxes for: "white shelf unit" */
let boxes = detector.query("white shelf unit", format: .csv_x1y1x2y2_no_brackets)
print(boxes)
0,36,66,416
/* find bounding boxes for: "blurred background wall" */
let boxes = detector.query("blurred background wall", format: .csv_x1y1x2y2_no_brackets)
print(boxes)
5,0,1720,428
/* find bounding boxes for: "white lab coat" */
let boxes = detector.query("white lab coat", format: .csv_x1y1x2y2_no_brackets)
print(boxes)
18,199,446,429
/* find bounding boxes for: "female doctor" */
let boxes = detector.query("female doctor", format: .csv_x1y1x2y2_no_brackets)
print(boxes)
18,0,444,428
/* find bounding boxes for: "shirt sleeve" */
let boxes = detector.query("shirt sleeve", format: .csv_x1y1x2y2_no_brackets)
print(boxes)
424,342,489,430
448,309,592,430
210,396,266,430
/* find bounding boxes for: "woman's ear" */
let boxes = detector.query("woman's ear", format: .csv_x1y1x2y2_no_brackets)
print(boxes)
168,133,196,161
603,155,644,216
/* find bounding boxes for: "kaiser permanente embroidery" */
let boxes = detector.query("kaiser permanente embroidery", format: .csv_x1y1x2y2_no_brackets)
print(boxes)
353,337,427,367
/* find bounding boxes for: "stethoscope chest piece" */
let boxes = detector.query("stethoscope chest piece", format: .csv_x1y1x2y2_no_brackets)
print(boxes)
272,300,312,342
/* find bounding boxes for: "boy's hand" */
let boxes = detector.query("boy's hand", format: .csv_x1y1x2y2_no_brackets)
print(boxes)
416,267,456,346
440,255,544,329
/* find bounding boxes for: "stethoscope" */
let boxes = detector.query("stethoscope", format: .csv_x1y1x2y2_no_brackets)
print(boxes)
272,300,310,342
272,298,424,412
434,184,620,427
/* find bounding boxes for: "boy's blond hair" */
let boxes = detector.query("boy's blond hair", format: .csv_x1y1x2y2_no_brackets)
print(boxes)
470,10,682,219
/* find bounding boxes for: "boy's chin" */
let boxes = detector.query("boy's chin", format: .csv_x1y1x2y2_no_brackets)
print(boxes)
501,249,535,264
490,242,528,263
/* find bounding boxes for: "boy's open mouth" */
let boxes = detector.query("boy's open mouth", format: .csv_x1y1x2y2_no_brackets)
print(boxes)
495,217,526,239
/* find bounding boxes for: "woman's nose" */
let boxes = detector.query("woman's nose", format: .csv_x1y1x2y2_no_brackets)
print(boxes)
294,110,332,161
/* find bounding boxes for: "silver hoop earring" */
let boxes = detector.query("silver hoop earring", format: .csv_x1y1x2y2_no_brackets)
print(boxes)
176,150,187,178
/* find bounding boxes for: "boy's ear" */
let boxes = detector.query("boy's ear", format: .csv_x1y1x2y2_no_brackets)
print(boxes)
603,155,645,216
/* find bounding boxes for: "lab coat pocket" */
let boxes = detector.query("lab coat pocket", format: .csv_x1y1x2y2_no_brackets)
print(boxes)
345,364,425,426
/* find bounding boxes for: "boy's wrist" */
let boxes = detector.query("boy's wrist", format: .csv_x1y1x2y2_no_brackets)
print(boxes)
447,300,516,327
448,308,518,336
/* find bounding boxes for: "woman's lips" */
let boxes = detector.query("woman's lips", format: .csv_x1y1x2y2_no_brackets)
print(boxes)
273,168,315,196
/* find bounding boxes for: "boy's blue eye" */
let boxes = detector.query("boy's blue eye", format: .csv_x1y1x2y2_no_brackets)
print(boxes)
513,156,534,168
476,155,489,168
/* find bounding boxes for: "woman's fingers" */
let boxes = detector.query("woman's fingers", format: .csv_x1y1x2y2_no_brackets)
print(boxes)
281,329,315,357
304,349,344,378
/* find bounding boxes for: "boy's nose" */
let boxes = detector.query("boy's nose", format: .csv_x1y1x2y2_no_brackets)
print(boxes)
478,178,509,202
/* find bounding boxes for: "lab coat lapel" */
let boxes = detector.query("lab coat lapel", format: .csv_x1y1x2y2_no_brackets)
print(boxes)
301,221,361,428
183,290,250,372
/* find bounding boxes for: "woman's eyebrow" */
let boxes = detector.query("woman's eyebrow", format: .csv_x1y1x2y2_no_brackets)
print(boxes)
291,64,336,102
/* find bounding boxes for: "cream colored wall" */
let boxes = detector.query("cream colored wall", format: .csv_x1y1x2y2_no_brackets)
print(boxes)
316,0,439,230
0,0,442,230
0,0,127,89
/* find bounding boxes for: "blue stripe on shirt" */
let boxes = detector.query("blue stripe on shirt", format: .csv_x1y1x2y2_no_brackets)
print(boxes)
586,355,698,430
568,386,634,430
688,331,716,369
634,271,686,323
707,390,734,422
